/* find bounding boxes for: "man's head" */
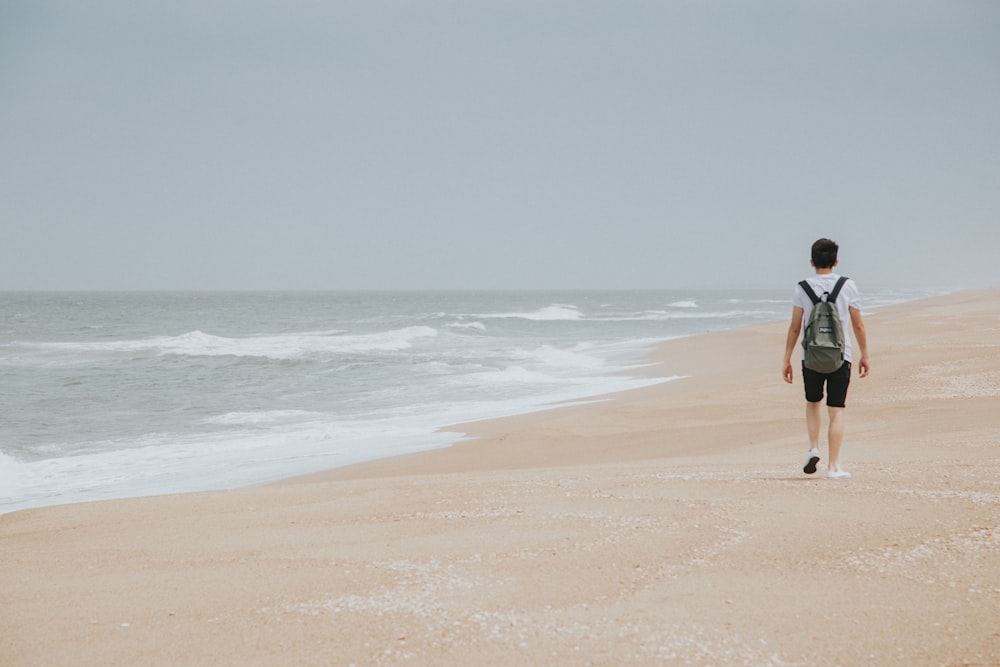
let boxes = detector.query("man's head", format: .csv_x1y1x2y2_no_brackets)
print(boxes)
811,238,839,269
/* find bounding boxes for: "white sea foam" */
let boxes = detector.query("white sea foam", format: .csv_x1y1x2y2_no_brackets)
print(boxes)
726,298,787,304
471,366,563,385
447,321,488,332
0,452,20,501
21,326,439,360
598,309,775,322
479,304,583,321
668,300,699,308
202,410,324,426
0,420,463,514
510,344,608,370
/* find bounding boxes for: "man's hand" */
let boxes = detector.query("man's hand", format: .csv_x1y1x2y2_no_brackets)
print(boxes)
784,307,804,385
858,356,870,378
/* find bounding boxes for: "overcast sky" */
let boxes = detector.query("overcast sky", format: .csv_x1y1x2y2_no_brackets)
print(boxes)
2,1,998,291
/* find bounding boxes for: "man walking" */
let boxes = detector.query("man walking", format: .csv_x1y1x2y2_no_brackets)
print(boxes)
783,238,870,479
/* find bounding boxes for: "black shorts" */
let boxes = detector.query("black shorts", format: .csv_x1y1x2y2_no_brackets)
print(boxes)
802,361,851,408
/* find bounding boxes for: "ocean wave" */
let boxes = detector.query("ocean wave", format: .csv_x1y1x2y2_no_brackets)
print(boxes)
202,410,324,426
17,327,439,360
726,298,788,304
469,366,563,385
593,309,778,322
446,321,488,332
479,304,583,321
510,344,609,370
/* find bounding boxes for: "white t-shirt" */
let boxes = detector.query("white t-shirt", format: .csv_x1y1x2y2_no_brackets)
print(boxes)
792,273,861,363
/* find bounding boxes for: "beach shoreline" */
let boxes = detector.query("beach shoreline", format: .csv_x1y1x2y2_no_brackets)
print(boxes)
2,290,998,666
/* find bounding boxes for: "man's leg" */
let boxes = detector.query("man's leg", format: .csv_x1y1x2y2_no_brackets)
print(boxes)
827,406,845,469
802,366,826,474
824,363,851,473
806,400,822,449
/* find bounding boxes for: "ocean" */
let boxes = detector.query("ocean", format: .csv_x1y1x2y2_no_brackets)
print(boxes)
0,289,932,513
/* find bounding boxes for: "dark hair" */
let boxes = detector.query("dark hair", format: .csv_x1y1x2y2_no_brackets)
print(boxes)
811,238,839,269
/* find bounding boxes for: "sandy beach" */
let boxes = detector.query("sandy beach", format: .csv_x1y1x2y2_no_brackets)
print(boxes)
2,290,998,666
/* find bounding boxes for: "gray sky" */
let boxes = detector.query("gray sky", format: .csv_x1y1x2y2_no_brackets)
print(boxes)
2,1,998,291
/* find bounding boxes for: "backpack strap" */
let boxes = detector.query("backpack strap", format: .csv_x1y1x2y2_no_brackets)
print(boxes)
798,280,821,305
828,276,849,304
799,277,849,305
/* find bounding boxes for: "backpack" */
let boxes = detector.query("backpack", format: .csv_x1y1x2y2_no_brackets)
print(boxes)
799,276,849,373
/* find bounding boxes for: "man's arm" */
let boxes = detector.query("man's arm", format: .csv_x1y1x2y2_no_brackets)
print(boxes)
783,306,804,384
849,306,869,377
